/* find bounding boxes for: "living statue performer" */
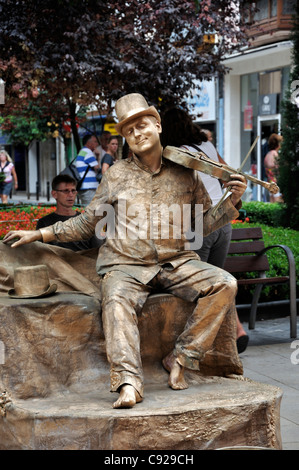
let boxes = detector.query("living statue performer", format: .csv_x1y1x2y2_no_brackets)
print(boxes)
3,94,247,409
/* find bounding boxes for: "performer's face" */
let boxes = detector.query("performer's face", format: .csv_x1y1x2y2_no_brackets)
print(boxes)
122,116,161,156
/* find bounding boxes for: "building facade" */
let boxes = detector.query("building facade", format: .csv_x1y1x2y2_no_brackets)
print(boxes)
222,0,295,201
0,133,65,200
188,1,295,202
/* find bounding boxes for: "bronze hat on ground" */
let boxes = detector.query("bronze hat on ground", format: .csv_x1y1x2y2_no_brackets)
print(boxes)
8,265,57,299
114,93,160,136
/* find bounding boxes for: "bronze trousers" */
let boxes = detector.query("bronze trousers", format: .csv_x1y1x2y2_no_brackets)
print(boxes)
100,259,238,397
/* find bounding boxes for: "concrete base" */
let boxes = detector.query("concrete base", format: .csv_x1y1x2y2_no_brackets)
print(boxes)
0,292,282,450
0,377,282,450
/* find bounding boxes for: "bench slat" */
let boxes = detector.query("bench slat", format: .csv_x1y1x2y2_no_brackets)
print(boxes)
224,254,270,273
228,241,265,254
230,227,263,241
237,276,289,285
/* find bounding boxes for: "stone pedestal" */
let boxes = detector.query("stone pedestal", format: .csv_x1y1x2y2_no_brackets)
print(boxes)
0,293,282,450
0,378,282,450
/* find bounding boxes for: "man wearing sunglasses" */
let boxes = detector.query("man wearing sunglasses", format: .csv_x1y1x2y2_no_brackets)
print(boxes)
36,174,102,251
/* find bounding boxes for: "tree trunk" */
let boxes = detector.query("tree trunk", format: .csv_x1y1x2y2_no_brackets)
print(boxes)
68,100,81,153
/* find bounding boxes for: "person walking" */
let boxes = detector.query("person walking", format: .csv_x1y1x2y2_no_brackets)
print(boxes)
75,134,99,205
96,136,119,183
264,133,283,203
94,131,111,164
0,150,18,204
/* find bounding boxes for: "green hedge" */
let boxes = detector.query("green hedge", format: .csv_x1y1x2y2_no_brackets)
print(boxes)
242,201,289,228
232,222,299,304
236,201,298,303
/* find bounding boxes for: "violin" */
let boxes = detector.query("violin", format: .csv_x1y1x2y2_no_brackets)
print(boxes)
163,146,279,195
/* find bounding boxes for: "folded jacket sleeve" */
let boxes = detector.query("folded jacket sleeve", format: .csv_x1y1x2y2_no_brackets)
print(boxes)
193,172,240,237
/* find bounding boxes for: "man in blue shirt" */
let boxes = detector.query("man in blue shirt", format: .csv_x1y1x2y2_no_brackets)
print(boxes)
76,134,99,205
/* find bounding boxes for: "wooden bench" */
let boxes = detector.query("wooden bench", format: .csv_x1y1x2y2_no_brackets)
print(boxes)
223,227,297,338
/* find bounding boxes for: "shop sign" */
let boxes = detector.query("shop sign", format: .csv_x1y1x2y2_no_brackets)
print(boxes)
258,94,277,115
104,122,118,135
188,79,216,121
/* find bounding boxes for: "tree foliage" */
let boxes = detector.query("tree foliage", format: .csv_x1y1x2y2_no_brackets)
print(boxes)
109,0,252,109
0,0,254,150
0,0,111,150
278,3,299,230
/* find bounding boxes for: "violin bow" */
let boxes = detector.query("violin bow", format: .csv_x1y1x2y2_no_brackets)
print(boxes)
211,135,260,216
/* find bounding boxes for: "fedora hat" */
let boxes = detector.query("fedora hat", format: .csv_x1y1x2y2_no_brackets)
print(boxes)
8,265,57,299
115,93,161,136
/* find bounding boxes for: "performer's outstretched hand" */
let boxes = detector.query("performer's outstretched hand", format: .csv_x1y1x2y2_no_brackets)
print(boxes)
3,230,42,248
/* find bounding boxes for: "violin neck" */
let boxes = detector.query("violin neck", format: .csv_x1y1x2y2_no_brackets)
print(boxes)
238,171,278,193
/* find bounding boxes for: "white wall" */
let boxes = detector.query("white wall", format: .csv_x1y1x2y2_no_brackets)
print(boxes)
28,141,38,195
223,74,240,169
56,137,66,174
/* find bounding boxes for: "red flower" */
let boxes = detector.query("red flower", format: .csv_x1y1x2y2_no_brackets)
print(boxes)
0,206,57,238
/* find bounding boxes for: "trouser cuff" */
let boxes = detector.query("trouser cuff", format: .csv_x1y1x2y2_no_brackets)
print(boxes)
175,345,204,371
110,370,144,398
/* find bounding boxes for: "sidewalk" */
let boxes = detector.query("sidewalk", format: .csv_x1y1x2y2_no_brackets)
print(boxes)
241,316,299,450
9,191,58,206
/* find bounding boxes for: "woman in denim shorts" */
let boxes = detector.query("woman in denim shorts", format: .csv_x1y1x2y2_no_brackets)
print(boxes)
0,150,18,204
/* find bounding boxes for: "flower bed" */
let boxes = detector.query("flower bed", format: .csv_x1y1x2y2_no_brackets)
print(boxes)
0,204,297,302
231,217,250,224
0,205,57,237
0,205,249,239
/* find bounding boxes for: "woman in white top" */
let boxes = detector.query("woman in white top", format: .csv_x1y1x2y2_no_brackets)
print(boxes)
0,150,18,204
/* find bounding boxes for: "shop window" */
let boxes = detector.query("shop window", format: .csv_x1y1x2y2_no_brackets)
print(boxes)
247,0,294,42
271,0,277,17
254,0,269,21
283,0,296,15
259,70,281,95
253,0,290,20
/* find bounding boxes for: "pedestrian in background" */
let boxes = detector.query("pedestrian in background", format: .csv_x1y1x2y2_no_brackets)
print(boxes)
0,150,18,204
96,136,119,183
264,133,283,203
94,131,111,164
75,134,99,205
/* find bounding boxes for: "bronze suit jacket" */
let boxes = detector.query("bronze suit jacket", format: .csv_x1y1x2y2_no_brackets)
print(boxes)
40,153,240,284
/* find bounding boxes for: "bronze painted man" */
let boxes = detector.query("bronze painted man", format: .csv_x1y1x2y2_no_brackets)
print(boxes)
3,93,247,409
